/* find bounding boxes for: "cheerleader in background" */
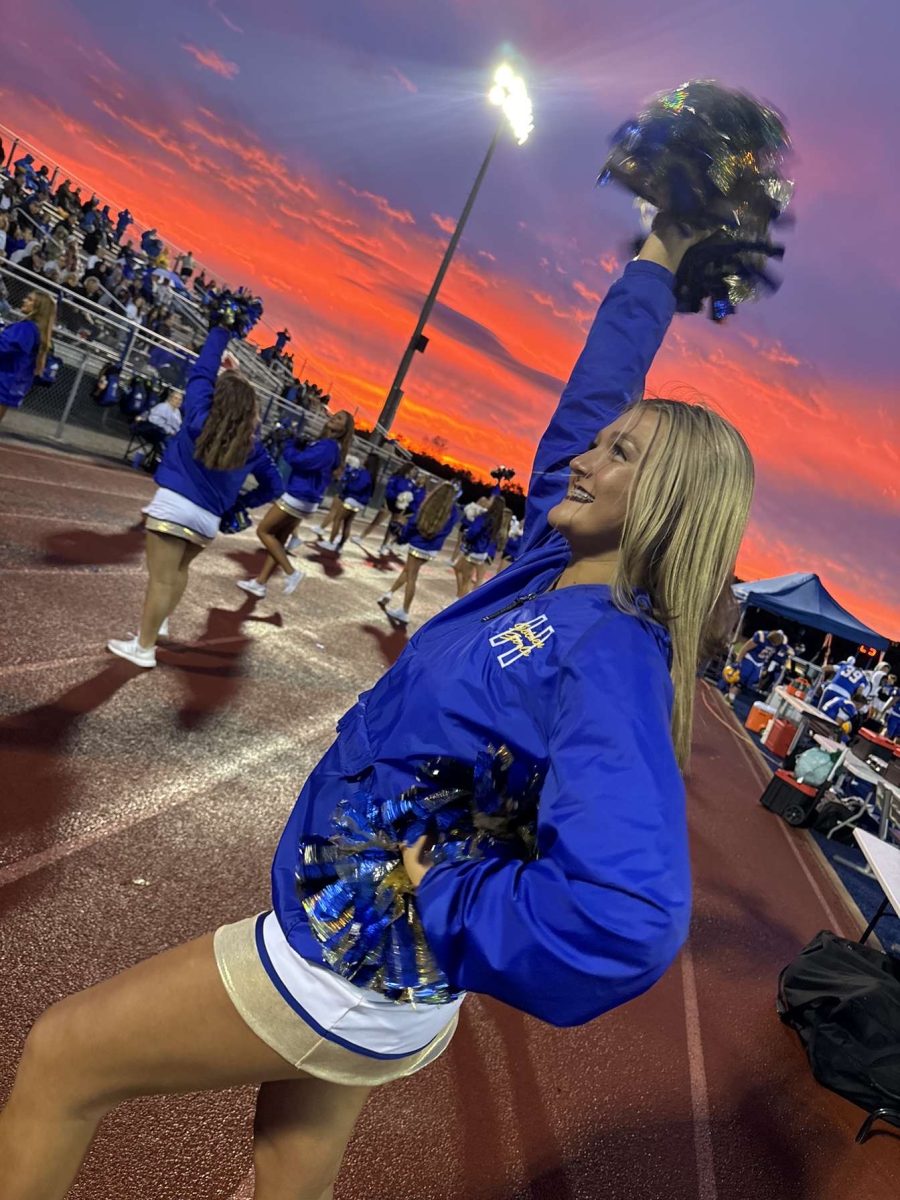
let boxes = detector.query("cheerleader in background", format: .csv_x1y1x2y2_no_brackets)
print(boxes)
351,466,417,553
502,514,524,564
237,411,354,599
377,470,428,559
449,495,488,565
377,482,459,624
453,493,506,598
318,452,379,555
0,291,56,423
106,327,283,668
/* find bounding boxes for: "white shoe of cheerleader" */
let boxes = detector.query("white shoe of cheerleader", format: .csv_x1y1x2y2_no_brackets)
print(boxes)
107,636,157,668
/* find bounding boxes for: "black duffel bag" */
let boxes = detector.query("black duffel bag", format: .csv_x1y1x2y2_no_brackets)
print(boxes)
777,929,900,1141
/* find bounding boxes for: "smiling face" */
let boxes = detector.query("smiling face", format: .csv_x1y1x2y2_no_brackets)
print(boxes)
548,407,661,555
324,412,348,439
21,293,36,317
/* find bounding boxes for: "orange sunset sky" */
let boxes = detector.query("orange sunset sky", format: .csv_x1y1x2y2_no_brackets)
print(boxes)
2,0,898,638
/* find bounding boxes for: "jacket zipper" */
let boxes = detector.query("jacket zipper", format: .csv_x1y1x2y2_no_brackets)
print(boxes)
481,592,540,622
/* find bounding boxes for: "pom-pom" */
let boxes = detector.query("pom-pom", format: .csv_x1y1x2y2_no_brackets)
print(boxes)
600,80,793,319
203,285,264,338
220,506,252,534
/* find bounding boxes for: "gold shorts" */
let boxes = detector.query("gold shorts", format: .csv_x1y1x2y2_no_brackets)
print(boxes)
143,517,213,548
213,914,459,1086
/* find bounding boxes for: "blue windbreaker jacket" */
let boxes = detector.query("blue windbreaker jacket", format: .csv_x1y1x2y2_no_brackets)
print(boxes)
282,438,341,504
155,328,283,515
0,320,39,409
271,260,689,1028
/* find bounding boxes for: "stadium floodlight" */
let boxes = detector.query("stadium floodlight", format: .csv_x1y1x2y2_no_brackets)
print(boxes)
488,63,534,146
372,64,533,443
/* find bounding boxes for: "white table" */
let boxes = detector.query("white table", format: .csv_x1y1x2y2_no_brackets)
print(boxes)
770,685,840,755
853,828,900,943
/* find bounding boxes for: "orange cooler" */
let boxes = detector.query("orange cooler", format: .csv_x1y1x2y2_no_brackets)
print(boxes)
762,717,798,758
746,702,776,735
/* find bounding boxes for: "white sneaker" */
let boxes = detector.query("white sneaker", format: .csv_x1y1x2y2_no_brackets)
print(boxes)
107,636,157,668
316,538,337,552
283,569,304,595
286,534,302,552
379,546,391,558
158,617,170,637
309,523,324,536
237,579,267,598
377,593,392,608
385,605,409,624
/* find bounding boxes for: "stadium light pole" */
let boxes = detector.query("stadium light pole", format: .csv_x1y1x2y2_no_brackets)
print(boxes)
372,63,533,444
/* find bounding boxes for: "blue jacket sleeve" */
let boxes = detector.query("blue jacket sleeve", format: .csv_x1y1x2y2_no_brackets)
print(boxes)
239,442,284,509
416,619,690,1027
282,438,337,473
521,260,676,556
0,320,38,365
183,327,231,436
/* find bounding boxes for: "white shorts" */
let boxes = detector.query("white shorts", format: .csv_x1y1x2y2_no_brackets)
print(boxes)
276,494,318,518
214,913,461,1083
463,550,489,564
408,546,437,561
342,497,364,513
142,488,219,546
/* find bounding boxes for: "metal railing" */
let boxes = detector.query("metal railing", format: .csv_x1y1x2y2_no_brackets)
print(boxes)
1,122,359,414
0,260,442,499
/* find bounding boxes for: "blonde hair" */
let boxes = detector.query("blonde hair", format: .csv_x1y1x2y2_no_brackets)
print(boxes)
612,399,754,769
330,409,355,467
28,291,56,375
496,508,514,556
415,481,457,540
193,373,259,471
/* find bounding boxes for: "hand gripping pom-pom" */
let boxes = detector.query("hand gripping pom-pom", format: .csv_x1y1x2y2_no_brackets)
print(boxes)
294,745,543,1003
600,80,793,319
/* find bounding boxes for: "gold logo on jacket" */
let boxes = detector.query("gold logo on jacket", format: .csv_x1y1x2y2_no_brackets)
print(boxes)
490,615,555,668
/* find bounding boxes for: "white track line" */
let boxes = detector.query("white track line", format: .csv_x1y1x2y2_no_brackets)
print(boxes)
0,441,131,475
699,685,845,934
680,945,718,1200
0,472,151,502
0,713,333,889
0,652,108,678
0,510,136,529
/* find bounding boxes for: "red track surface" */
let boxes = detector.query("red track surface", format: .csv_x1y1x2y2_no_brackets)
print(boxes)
1,439,897,1198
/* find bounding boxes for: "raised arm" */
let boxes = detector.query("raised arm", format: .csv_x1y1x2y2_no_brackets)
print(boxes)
282,438,338,473
414,621,689,1027
521,225,703,555
182,326,231,434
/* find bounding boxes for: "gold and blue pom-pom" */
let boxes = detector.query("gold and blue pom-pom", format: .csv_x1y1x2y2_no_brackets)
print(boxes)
600,79,793,320
294,746,543,1003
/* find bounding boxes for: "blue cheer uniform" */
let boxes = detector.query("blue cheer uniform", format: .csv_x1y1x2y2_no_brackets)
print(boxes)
147,328,283,545
258,259,687,1053
0,320,39,410
277,438,341,517
338,465,373,513
397,504,459,560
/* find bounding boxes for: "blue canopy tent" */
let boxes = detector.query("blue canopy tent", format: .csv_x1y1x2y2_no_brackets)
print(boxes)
732,572,889,651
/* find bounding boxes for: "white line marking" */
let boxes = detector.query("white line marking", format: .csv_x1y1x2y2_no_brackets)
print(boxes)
0,652,108,678
698,685,846,934
0,713,334,889
0,473,150,502
680,945,718,1200
0,510,136,530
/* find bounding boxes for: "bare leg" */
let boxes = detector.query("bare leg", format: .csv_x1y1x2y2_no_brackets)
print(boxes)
360,506,388,539
473,562,489,591
402,555,423,614
255,508,298,582
388,562,408,596
327,504,346,543
453,559,471,600
0,406,9,424
165,541,204,618
138,532,189,649
336,512,355,550
0,935,371,1200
